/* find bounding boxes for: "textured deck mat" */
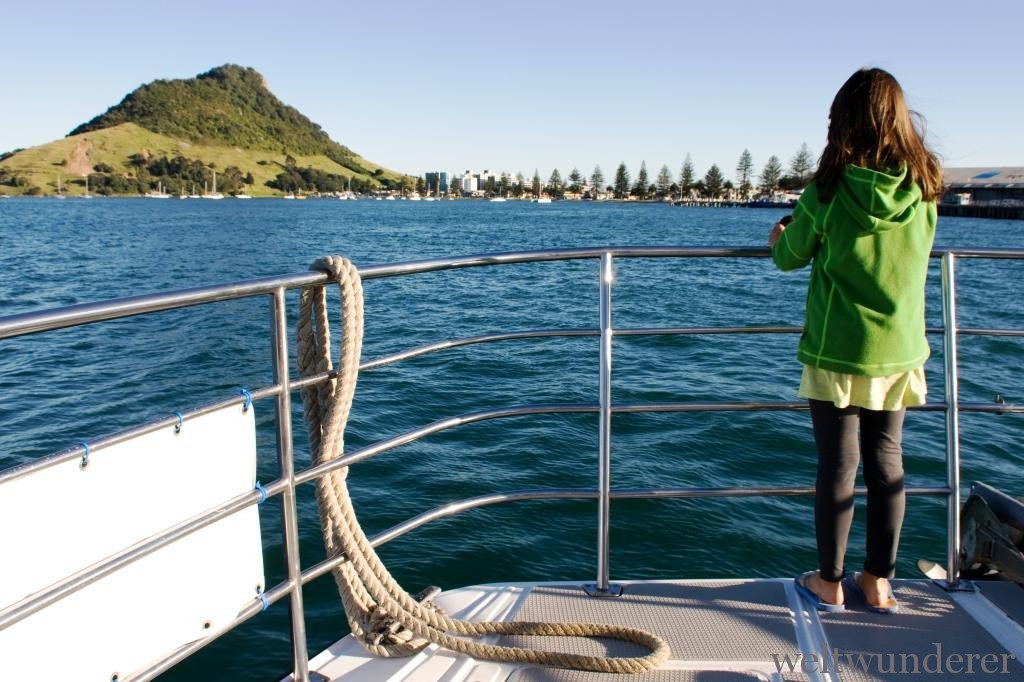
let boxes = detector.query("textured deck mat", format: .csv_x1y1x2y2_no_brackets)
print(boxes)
819,580,1024,681
498,581,799,665
976,579,1024,627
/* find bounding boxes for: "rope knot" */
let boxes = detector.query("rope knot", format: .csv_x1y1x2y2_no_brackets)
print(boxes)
311,255,358,285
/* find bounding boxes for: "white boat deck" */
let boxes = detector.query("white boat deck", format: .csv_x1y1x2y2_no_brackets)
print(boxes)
299,578,1024,682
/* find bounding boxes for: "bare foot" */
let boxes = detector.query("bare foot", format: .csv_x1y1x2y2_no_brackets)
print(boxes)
859,571,896,609
806,571,844,606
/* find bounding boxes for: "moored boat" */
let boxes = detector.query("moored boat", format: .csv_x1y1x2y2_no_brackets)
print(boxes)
146,180,171,199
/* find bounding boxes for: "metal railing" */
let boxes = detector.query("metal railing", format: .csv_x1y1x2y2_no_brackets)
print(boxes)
1,246,1023,681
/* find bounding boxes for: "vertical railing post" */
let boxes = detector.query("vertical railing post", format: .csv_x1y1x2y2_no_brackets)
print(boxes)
271,287,312,681
585,253,621,597
941,253,962,589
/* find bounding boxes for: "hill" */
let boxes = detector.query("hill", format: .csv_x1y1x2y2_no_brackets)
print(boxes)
0,65,406,196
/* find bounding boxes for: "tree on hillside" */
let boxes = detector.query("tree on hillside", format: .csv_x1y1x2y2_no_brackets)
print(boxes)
632,161,649,199
656,164,673,198
416,176,426,195
703,164,724,199
759,155,783,196
590,165,604,198
499,173,511,197
547,169,564,199
267,165,353,194
567,167,583,195
736,149,755,200
514,172,525,198
532,169,541,198
790,143,815,185
679,154,695,199
613,163,630,199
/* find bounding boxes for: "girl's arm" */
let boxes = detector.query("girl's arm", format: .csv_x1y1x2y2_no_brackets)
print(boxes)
768,214,791,247
770,192,820,271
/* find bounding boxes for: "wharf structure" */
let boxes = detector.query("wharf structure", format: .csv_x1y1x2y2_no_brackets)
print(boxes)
940,167,1024,220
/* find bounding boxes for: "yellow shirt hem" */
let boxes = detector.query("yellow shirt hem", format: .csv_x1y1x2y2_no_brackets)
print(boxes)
798,365,927,411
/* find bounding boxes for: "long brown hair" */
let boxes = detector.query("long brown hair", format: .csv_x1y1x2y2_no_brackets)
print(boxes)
814,68,943,201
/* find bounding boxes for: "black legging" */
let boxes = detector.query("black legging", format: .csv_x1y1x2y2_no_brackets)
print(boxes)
809,399,907,582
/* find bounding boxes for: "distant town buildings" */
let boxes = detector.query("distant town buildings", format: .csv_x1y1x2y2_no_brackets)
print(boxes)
426,165,1024,211
452,170,504,196
424,171,448,195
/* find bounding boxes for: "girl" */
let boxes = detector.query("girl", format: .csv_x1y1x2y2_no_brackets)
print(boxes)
769,68,942,613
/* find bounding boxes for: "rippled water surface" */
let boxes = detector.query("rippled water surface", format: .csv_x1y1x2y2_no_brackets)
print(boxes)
1,198,1022,680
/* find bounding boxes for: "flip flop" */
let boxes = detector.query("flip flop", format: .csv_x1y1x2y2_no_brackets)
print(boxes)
794,571,845,612
844,571,899,614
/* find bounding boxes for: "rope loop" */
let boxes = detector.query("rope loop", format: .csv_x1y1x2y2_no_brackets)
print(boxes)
238,388,253,412
254,481,268,505
79,441,91,470
173,411,184,433
295,255,669,673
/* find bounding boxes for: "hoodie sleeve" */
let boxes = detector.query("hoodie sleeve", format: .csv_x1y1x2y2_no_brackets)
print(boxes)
771,187,821,271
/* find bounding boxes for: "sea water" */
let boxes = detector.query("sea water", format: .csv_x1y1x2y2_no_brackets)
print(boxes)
1,198,1022,680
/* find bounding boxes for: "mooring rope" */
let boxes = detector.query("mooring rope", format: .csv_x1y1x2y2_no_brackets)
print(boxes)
296,255,669,673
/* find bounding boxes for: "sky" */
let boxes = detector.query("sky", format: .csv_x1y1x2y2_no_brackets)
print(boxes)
2,0,1022,182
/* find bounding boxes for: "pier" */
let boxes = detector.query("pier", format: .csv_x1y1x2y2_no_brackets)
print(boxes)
938,204,1024,220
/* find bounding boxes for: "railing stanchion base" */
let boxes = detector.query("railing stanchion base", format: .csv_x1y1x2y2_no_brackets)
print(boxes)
583,583,623,598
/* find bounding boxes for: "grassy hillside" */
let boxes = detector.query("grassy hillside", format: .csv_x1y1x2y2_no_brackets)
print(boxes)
0,123,402,196
72,65,368,169
0,64,407,196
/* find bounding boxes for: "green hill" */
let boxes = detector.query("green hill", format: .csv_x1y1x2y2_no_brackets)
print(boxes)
0,64,407,196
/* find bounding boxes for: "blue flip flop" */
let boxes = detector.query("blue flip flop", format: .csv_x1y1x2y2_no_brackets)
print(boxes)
844,571,899,614
794,571,845,612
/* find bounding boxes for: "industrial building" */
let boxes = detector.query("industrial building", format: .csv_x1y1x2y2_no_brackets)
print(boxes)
940,167,1024,219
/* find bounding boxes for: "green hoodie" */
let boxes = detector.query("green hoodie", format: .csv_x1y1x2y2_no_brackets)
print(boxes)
771,164,936,376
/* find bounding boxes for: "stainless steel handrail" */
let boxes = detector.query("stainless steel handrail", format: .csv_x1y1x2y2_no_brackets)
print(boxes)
1,246,1021,682
271,287,311,677
942,254,963,588
4,246,1023,341
588,253,617,597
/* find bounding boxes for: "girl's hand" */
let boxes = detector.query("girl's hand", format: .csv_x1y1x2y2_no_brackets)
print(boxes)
768,222,786,247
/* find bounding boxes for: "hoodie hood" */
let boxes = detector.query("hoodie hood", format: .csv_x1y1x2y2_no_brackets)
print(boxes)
835,164,922,234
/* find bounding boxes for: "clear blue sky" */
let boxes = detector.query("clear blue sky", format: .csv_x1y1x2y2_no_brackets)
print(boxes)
3,0,1021,181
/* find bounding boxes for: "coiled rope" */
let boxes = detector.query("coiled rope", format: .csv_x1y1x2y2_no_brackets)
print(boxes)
296,255,669,673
